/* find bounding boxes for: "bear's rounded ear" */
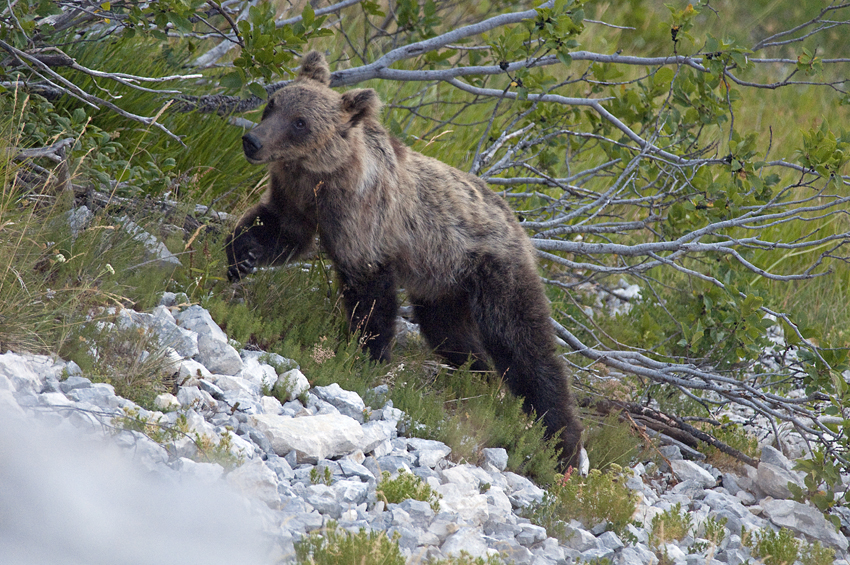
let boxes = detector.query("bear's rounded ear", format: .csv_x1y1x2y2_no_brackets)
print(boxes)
341,89,381,126
298,51,331,85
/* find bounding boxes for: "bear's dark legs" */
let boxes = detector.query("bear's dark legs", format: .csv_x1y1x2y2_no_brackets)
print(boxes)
226,203,313,281
339,266,398,363
412,294,489,371
468,256,583,468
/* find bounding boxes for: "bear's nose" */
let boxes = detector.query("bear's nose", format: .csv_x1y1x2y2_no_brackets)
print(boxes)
242,133,263,157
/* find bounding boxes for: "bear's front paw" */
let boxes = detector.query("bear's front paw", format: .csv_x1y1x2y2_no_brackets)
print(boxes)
227,249,258,282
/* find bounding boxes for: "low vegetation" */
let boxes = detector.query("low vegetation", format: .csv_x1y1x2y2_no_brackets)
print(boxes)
295,522,405,565
376,470,442,513
2,0,849,556
526,465,639,539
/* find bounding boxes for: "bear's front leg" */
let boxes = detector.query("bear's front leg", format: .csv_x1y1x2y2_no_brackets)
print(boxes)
225,203,313,281
339,265,398,362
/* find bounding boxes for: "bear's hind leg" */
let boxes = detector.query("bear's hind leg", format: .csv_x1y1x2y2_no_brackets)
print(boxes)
340,266,398,363
413,293,489,371
469,257,583,468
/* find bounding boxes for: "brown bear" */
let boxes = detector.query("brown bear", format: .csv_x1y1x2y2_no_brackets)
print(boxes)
226,51,583,468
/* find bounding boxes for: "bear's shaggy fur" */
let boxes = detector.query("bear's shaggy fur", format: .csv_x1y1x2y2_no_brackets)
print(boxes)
226,51,583,466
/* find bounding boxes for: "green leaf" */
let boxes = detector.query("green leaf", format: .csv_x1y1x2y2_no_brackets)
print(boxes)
247,82,267,100
220,71,244,90
301,3,315,26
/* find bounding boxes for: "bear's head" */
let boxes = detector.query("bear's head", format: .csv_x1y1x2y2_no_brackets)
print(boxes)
241,51,381,172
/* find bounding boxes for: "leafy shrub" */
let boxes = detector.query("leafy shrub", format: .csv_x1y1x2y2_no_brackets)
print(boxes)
295,522,404,565
743,526,835,565
695,515,728,551
425,552,506,564
377,470,441,512
649,502,693,549
746,527,800,565
527,464,638,539
801,540,836,565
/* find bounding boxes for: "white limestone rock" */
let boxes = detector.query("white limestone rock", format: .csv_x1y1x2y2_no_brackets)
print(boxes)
227,459,281,510
669,459,716,489
250,413,366,463
314,383,366,422
762,498,849,550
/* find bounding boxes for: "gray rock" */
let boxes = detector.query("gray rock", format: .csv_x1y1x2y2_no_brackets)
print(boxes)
333,479,370,506
504,471,545,507
441,527,489,558
580,546,616,563
117,307,199,359
237,357,278,391
314,383,366,422
400,499,436,525
756,461,802,499
226,459,281,510
670,479,708,499
305,484,342,518
534,537,566,563
331,458,375,483
617,544,656,565
154,393,180,411
117,216,182,269
158,291,190,308
762,498,849,550
515,523,547,546
435,482,489,525
401,438,448,467
175,305,242,375
703,490,767,534
670,459,716,488
274,369,310,402
485,487,513,517
598,530,625,551
563,523,598,552
760,445,795,471
176,386,218,412
59,375,92,393
659,444,684,460
65,205,93,236
482,447,509,471
716,547,750,565
197,335,243,376
251,413,365,463
722,472,745,495
175,457,225,484
198,379,226,400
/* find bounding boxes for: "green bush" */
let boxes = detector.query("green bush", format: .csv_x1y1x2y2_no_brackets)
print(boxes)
527,464,638,539
377,470,441,512
649,503,693,555
295,522,404,565
746,527,800,565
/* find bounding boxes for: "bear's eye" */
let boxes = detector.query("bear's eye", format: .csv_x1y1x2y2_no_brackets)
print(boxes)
294,118,306,130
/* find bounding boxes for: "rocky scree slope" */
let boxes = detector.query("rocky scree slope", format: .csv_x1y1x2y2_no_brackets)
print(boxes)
1,294,848,565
